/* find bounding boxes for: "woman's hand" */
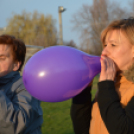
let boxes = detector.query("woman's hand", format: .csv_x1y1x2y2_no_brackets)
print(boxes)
99,55,117,82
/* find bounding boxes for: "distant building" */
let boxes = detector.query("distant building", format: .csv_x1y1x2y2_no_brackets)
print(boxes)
0,27,6,35
0,28,3,35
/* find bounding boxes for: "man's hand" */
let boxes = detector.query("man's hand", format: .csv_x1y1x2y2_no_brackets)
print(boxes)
87,80,93,87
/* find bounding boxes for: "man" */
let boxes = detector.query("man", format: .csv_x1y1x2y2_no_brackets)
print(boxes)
0,35,43,134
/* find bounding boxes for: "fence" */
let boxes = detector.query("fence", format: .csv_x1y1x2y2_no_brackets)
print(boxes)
21,45,44,74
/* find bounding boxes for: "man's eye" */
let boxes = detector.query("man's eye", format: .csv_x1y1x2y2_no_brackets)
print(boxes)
0,57,6,60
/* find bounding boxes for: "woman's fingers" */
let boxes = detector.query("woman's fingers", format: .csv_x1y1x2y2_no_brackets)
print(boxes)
99,56,107,81
106,58,116,80
99,56,117,81
101,56,107,72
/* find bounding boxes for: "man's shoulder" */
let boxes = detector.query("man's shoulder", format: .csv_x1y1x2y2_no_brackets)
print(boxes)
11,76,25,93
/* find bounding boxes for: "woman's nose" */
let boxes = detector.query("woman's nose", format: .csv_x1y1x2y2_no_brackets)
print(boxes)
101,47,109,56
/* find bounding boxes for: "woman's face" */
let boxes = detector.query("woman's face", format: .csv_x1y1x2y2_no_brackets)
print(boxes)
101,30,134,71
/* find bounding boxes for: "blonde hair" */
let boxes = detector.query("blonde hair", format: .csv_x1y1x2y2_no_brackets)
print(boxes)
101,17,134,47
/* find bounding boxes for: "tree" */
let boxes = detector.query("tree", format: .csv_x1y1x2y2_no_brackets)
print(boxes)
64,40,77,48
72,0,131,55
5,11,57,47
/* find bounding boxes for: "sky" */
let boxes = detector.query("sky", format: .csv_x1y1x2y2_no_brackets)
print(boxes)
0,0,130,46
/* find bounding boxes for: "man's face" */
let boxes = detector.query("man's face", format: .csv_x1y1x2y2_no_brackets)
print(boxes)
0,44,19,77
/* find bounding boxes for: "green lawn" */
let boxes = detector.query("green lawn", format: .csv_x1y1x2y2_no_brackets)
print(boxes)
41,76,99,134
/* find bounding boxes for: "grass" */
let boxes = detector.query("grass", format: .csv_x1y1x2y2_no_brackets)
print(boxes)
41,100,74,134
41,76,99,134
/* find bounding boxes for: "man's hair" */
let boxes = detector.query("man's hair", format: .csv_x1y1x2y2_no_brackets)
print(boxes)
0,34,26,71
101,17,134,47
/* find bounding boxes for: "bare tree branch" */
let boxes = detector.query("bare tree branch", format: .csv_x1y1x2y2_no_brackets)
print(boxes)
72,0,132,55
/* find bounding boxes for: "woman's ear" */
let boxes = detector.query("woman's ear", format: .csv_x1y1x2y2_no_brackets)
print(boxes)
13,61,21,71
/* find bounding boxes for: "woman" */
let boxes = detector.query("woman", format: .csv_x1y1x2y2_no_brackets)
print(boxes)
70,17,134,134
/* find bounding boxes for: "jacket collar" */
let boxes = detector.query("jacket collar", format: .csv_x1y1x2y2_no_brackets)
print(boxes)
123,64,134,83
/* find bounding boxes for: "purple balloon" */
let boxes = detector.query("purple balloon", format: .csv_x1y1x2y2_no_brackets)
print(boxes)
23,46,101,102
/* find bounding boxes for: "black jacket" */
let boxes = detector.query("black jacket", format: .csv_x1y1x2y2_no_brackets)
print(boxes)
70,81,134,134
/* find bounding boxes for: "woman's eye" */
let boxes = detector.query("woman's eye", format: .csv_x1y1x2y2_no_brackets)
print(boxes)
111,44,115,46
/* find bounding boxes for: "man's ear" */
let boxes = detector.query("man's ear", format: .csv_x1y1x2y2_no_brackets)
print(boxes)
13,61,21,71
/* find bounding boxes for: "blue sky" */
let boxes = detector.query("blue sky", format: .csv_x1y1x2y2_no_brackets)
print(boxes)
0,0,130,46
